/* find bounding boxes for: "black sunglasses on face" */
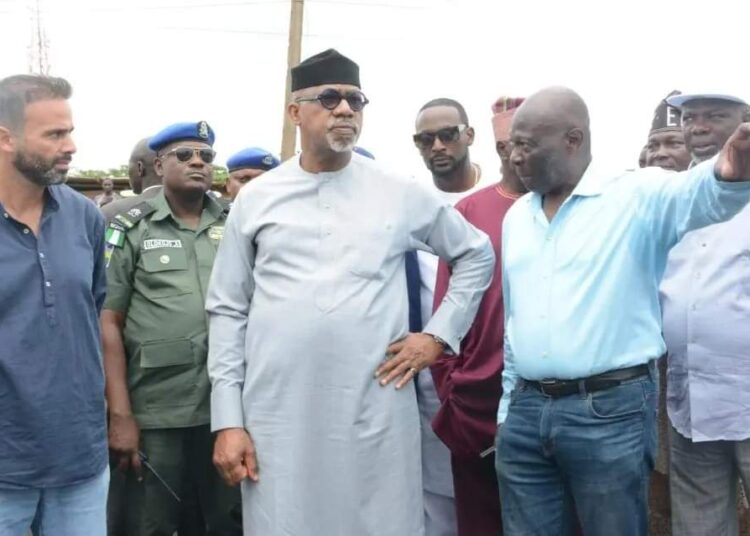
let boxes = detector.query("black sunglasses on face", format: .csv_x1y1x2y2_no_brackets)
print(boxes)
413,124,468,149
160,146,216,164
295,89,370,112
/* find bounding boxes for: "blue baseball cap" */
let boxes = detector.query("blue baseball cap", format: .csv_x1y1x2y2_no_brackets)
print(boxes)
666,92,748,109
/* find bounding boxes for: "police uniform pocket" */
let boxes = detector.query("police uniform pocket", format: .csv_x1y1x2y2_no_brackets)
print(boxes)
587,380,648,419
138,338,203,411
141,338,194,368
140,248,191,298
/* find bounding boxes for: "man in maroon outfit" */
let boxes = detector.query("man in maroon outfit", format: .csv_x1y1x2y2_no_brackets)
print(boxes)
430,97,526,535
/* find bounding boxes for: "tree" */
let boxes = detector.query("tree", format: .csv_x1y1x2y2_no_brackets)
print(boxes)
73,164,227,186
74,165,129,179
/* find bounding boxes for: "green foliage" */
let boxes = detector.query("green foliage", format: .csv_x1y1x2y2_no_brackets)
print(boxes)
212,165,228,185
73,164,227,185
76,165,129,179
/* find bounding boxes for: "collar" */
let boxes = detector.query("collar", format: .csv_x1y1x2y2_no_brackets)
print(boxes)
149,189,223,224
45,185,61,212
141,184,162,194
569,160,603,197
526,160,603,211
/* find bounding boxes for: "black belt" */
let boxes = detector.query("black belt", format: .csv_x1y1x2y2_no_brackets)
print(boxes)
524,364,650,398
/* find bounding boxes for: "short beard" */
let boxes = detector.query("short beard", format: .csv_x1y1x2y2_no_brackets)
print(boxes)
429,152,466,178
13,150,68,186
326,131,358,153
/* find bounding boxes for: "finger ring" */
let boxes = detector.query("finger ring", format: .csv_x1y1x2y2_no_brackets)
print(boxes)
409,367,418,374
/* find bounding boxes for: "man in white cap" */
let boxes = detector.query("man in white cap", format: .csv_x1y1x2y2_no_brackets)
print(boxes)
660,90,750,535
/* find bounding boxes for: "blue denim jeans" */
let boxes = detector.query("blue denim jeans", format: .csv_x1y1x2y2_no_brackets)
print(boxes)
495,374,656,536
0,467,108,536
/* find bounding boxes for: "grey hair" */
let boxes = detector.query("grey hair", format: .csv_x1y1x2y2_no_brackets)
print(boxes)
0,75,73,131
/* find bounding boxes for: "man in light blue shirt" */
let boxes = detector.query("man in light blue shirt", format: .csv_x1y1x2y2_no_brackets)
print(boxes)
660,91,750,536
495,86,750,536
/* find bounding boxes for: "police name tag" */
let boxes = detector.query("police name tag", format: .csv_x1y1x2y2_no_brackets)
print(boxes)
143,239,183,250
208,226,224,241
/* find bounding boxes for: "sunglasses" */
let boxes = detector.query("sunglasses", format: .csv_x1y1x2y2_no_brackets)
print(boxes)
160,146,216,164
295,89,370,112
413,124,468,150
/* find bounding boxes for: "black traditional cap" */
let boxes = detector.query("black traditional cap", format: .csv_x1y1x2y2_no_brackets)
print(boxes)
650,91,682,133
291,48,360,91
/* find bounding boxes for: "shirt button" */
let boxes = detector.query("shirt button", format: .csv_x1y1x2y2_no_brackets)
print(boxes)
45,281,51,287
3,213,8,218
39,252,45,259
23,228,30,234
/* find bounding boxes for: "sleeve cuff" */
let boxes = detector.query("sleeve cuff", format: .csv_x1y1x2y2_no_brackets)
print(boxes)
210,385,245,432
424,300,466,355
103,284,131,312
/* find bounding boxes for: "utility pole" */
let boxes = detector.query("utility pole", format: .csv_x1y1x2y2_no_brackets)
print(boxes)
28,0,50,75
280,0,304,160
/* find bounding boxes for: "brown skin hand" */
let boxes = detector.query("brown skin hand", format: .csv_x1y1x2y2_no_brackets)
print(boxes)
375,333,445,389
213,428,259,485
101,309,143,478
714,123,750,181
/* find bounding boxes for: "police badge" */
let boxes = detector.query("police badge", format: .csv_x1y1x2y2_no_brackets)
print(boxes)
198,121,209,140
208,225,224,241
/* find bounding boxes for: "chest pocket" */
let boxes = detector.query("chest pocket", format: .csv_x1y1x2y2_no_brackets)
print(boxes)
140,248,191,298
346,223,397,279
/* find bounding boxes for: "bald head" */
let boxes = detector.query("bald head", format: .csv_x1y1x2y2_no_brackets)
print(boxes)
128,137,159,193
513,86,590,143
509,86,592,196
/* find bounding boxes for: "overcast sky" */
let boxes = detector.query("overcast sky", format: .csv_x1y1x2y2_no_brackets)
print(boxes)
0,0,748,181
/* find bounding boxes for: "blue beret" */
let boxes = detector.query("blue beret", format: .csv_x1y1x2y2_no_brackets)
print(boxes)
226,147,280,172
149,121,215,151
353,146,375,160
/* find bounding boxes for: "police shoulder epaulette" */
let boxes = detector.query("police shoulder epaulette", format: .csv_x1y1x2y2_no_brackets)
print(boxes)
106,202,156,248
215,197,231,216
113,201,156,230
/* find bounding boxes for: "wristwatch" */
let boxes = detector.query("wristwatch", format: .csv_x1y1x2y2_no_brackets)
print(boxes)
430,334,447,349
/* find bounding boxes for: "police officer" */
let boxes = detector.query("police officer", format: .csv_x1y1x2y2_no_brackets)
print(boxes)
100,121,241,535
224,147,279,201
102,138,161,226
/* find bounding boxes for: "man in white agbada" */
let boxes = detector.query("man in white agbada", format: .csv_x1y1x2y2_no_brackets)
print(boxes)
205,49,495,535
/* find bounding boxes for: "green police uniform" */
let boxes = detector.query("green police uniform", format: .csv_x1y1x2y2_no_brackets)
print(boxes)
105,190,240,536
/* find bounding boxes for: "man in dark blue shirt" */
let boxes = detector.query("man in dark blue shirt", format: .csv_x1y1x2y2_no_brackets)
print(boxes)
0,74,108,534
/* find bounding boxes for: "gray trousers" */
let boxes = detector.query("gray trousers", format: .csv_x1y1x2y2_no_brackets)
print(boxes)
670,426,750,536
